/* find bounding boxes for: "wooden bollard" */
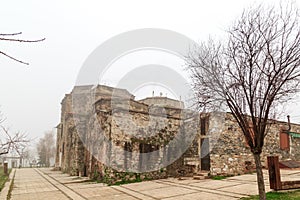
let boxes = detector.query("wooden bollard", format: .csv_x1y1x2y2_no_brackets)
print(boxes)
3,161,8,176
267,156,282,190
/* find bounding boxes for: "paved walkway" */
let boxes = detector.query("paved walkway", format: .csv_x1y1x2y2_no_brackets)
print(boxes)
3,168,300,199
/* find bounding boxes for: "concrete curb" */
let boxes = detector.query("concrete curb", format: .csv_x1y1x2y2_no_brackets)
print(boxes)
0,169,16,200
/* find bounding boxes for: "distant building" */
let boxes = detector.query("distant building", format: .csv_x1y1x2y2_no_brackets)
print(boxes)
0,150,31,168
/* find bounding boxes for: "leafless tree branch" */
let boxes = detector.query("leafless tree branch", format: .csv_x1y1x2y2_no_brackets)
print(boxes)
0,51,29,65
0,126,29,156
0,32,22,36
0,32,45,65
0,37,45,43
0,111,30,156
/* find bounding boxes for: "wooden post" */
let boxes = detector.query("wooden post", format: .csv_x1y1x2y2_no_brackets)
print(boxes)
3,161,8,176
267,156,282,190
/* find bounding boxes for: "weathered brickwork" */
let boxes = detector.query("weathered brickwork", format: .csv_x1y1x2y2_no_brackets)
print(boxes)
56,85,300,182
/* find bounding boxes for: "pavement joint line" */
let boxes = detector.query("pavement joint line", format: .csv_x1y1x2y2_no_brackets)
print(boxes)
123,184,174,192
223,180,258,183
118,184,160,200
208,182,246,190
37,168,89,199
225,179,270,186
66,184,104,190
63,181,91,185
160,190,234,200
35,169,86,200
216,187,261,197
110,186,143,200
159,190,204,200
154,179,245,198
34,169,72,200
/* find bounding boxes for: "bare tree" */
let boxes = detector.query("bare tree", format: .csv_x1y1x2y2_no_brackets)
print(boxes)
0,112,29,156
37,131,56,167
0,32,45,65
187,3,300,200
0,32,43,162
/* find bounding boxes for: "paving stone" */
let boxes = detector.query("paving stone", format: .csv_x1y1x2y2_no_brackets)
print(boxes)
88,193,138,200
74,187,122,198
218,183,271,196
162,191,239,200
12,191,68,200
189,180,244,190
122,181,168,191
141,186,196,199
7,168,300,200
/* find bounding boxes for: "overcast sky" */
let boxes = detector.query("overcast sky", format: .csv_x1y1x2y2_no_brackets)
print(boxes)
1,0,300,142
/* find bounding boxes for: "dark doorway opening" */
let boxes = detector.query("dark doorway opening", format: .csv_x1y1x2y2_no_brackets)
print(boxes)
201,138,210,171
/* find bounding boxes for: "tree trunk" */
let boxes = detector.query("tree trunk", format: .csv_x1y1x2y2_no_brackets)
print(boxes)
253,153,266,200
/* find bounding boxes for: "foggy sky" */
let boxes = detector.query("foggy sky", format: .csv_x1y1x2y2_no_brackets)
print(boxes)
1,0,300,143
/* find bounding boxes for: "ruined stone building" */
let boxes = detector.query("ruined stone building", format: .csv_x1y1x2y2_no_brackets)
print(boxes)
55,85,300,183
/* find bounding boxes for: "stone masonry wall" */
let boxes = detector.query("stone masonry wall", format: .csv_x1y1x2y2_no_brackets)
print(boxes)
56,85,300,180
56,85,201,183
209,112,300,176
